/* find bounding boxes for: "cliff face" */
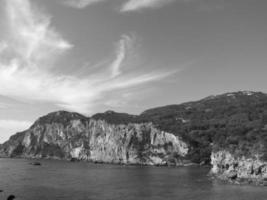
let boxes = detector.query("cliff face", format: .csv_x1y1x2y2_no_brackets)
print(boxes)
0,112,188,166
86,120,188,165
210,151,267,186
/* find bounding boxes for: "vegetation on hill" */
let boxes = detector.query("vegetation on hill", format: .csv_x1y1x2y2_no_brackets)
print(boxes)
32,111,87,127
92,91,267,163
92,110,137,125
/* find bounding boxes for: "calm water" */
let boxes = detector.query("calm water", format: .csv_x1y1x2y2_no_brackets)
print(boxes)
0,158,266,200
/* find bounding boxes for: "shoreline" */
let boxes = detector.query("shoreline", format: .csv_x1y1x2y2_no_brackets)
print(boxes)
209,172,267,187
0,156,203,167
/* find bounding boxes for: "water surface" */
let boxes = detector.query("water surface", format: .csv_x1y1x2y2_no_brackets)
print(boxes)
0,158,266,200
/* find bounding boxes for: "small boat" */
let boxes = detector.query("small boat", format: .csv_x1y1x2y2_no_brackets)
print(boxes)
30,161,42,166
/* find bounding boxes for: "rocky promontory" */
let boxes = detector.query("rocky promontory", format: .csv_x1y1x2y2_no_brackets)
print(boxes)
210,151,267,186
0,111,189,166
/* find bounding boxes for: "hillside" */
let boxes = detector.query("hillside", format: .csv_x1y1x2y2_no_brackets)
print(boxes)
1,91,267,185
92,91,267,164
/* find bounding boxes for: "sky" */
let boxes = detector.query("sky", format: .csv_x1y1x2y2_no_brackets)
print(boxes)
0,0,267,143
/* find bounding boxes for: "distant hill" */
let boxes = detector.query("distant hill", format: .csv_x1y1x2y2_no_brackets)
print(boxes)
92,110,137,125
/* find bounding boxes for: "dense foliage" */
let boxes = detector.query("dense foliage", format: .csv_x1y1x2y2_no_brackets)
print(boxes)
33,111,87,127
92,110,137,124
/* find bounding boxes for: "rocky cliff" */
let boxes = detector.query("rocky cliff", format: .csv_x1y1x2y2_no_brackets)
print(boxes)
0,111,189,165
210,151,267,186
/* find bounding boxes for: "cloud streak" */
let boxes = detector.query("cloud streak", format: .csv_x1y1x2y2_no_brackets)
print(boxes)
120,0,176,12
62,0,177,12
110,35,134,78
62,0,105,9
62,0,224,13
5,0,72,67
0,0,176,114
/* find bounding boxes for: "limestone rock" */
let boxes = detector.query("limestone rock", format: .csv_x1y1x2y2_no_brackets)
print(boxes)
210,151,267,185
0,112,189,166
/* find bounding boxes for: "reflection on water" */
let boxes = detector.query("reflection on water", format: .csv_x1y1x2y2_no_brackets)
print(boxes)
0,158,266,200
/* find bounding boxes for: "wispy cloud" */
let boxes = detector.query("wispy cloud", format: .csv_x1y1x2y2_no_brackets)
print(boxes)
0,119,32,143
120,0,176,12
62,0,105,9
62,0,177,11
62,0,224,13
0,0,177,114
6,0,72,65
110,35,134,78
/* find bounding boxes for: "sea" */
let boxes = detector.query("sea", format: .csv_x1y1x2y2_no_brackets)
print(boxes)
0,158,266,200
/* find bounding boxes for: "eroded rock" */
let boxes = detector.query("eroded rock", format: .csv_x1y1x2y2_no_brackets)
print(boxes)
0,114,189,166
210,151,267,186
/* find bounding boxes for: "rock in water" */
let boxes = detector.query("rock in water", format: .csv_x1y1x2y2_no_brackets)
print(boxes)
30,162,41,166
7,195,16,200
210,151,267,186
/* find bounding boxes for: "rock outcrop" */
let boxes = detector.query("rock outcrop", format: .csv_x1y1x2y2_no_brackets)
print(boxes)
0,111,189,166
210,151,267,186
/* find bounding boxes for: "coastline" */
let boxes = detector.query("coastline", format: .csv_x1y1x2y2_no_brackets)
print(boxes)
1,156,266,186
